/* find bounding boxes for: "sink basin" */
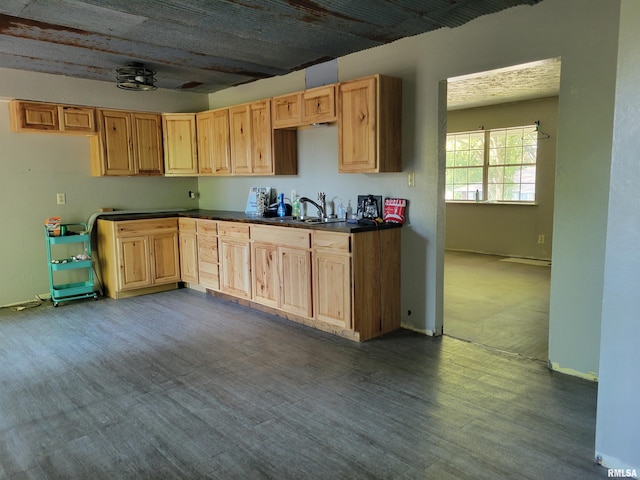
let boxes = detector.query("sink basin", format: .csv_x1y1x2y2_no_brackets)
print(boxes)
258,216,343,225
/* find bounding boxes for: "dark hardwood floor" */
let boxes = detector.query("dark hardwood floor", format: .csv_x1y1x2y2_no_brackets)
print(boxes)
0,289,606,479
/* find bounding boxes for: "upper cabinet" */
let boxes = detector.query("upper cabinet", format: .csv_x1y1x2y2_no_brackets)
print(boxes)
196,108,232,175
90,109,163,176
228,100,297,176
272,92,302,129
302,85,336,124
338,75,402,173
162,113,198,176
272,85,336,128
10,100,95,134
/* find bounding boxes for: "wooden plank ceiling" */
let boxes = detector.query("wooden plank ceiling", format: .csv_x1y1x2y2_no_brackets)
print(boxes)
0,0,540,93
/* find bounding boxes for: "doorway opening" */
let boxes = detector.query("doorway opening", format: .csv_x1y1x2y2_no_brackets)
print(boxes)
442,58,560,361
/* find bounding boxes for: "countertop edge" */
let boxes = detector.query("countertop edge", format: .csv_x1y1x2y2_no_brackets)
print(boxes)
96,210,403,233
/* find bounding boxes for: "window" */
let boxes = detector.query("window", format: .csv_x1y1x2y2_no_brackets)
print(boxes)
446,125,538,202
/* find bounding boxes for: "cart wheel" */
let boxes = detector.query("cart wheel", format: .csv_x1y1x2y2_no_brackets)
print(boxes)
53,302,59,307
93,295,98,301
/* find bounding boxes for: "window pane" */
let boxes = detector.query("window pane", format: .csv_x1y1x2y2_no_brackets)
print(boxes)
522,127,537,145
468,167,483,183
455,150,469,167
446,151,455,167
504,183,521,201
506,131,522,147
453,168,468,184
489,147,504,165
469,150,483,166
445,185,454,200
488,166,504,184
490,131,506,148
505,147,522,165
488,183,502,201
469,132,484,149
505,166,521,183
455,134,469,151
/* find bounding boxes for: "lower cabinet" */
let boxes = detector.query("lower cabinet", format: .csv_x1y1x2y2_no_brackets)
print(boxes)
313,249,351,329
97,218,180,299
197,219,220,290
179,218,198,284
251,225,312,317
218,222,252,299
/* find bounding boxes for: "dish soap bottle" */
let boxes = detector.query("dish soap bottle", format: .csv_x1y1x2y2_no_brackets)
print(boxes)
292,195,300,219
277,192,286,217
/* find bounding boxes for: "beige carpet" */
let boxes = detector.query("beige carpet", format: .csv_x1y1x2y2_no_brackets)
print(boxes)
444,250,550,361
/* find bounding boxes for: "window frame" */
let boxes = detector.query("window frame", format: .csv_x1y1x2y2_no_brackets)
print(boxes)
445,124,538,204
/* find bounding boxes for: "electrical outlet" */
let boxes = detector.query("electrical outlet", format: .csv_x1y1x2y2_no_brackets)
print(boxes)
56,193,66,205
407,172,415,187
538,234,545,245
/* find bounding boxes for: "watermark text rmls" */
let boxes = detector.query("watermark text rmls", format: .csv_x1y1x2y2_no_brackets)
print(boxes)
608,468,637,478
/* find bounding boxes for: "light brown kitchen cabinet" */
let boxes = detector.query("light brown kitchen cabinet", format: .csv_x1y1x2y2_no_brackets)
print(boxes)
272,92,302,128
196,108,232,175
218,222,252,299
197,219,220,290
229,100,297,175
251,225,312,317
90,109,163,176
338,74,402,173
96,218,180,299
313,231,352,329
10,100,96,134
179,218,198,284
312,228,401,340
252,240,279,308
279,246,312,317
163,113,198,175
302,85,336,124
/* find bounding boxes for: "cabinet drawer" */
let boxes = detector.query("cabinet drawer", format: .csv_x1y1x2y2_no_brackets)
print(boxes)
313,231,351,253
198,236,218,263
115,218,177,236
219,221,250,239
197,219,218,235
199,262,219,290
179,218,197,233
251,225,310,249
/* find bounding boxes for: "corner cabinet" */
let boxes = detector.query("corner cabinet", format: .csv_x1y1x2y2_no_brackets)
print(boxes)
96,218,180,299
163,113,198,176
90,109,164,176
338,74,402,173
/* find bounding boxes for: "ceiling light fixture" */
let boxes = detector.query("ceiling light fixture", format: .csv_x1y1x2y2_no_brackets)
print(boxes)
116,62,157,91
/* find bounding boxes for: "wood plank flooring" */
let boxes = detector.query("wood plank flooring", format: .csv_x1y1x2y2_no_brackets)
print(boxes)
0,289,606,479
444,250,550,361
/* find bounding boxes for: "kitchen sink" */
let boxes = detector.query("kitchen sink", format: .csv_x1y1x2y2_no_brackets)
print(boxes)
259,216,344,225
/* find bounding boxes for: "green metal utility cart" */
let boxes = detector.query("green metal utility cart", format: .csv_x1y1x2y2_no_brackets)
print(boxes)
44,223,97,306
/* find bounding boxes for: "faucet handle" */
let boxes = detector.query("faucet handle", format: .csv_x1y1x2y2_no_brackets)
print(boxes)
318,192,325,202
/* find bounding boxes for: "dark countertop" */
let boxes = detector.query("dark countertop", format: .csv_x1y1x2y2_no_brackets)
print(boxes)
97,209,402,233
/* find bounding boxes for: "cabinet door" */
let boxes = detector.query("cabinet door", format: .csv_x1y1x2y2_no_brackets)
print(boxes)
251,100,273,175
252,242,279,308
132,113,164,175
313,251,351,328
302,85,336,124
272,92,302,128
99,110,136,175
197,109,232,175
338,76,377,173
117,236,151,290
163,114,198,175
151,232,181,284
179,231,199,284
280,247,312,318
10,101,59,131
229,104,252,174
58,106,95,133
219,239,252,299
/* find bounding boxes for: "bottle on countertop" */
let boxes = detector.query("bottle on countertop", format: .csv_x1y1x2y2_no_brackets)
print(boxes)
346,200,353,219
277,192,286,217
337,202,346,220
292,195,300,218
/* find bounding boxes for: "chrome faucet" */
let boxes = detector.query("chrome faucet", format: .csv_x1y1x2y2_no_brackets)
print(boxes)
299,192,326,219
